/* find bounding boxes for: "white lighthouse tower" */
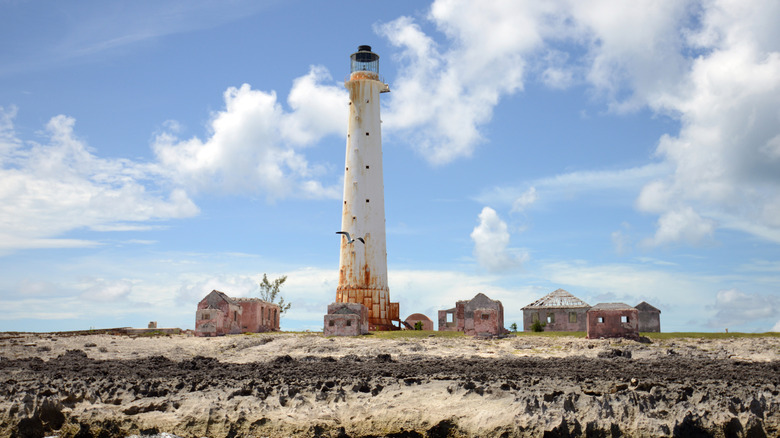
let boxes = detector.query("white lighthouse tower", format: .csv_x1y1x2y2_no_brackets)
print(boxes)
336,45,399,330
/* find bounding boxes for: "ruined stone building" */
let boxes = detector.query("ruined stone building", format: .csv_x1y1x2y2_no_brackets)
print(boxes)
438,293,506,336
586,303,639,340
324,302,369,336
195,290,279,337
635,301,661,332
404,313,433,331
522,289,590,332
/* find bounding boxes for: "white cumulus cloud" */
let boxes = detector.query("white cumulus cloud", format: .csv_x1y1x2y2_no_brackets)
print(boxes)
470,206,527,272
153,67,344,200
0,107,199,252
397,0,780,246
378,2,553,165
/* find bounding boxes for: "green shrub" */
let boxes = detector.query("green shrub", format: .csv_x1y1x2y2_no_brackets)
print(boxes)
414,321,423,330
531,320,546,332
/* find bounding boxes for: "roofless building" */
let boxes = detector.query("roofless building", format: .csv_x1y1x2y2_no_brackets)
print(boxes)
522,289,590,332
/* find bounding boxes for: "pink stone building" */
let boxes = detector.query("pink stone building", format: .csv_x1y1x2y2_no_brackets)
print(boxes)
404,313,433,331
586,303,639,340
522,289,590,332
324,302,369,336
438,293,507,336
195,290,279,337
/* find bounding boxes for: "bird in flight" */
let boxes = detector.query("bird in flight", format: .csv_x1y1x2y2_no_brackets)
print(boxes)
336,231,365,244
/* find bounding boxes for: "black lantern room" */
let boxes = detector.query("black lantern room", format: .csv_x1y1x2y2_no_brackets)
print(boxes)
350,45,379,74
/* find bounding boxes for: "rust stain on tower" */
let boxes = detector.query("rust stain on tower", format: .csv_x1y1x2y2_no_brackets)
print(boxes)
336,45,399,330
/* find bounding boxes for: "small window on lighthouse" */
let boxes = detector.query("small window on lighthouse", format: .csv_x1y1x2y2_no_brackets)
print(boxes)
366,165,369,169
366,199,370,203
365,132,369,136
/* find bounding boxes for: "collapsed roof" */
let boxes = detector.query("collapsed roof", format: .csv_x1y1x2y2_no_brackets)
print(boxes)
522,289,590,309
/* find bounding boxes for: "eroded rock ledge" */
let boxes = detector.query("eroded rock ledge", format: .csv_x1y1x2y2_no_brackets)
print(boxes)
1,350,778,437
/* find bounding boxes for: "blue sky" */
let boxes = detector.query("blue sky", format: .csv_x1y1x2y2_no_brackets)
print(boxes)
1,0,779,333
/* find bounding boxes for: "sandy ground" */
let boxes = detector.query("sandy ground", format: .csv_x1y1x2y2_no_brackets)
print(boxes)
3,331,778,363
1,332,779,437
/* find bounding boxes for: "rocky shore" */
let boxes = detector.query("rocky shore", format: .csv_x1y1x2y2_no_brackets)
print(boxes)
1,332,778,437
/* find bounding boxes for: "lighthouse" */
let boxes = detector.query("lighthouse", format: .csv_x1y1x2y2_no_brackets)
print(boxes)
335,45,399,330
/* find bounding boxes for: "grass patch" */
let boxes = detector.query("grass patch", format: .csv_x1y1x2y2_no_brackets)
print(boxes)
369,330,466,339
137,330,170,337
642,332,780,340
513,331,586,338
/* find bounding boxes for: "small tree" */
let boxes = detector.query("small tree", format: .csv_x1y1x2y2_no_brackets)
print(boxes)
510,322,518,332
531,320,546,332
414,321,423,331
258,274,291,315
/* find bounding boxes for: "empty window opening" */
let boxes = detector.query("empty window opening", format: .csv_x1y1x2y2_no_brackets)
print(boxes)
547,313,555,324
532,313,539,323
346,167,348,171
446,313,454,323
346,320,352,327
329,320,335,327
621,315,629,323
569,312,577,323
481,314,490,320
366,199,370,203
344,201,347,205
201,313,210,320
597,317,604,323
234,312,237,322
365,132,370,136
352,216,356,221
366,165,369,169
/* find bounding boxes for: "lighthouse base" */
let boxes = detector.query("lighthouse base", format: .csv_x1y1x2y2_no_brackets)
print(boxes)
336,287,400,331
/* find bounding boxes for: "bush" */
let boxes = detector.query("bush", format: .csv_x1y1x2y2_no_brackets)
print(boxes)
414,321,423,331
509,322,518,332
531,320,546,332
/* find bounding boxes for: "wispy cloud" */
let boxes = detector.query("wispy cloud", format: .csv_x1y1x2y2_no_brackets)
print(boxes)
474,163,670,208
0,1,273,76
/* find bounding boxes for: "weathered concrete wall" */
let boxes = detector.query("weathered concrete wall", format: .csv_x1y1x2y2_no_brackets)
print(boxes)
439,294,506,335
523,308,589,332
195,301,242,337
455,303,466,332
586,308,639,340
196,291,278,337
324,303,369,336
438,309,458,331
637,310,661,332
238,300,280,333
462,294,504,336
473,309,501,336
